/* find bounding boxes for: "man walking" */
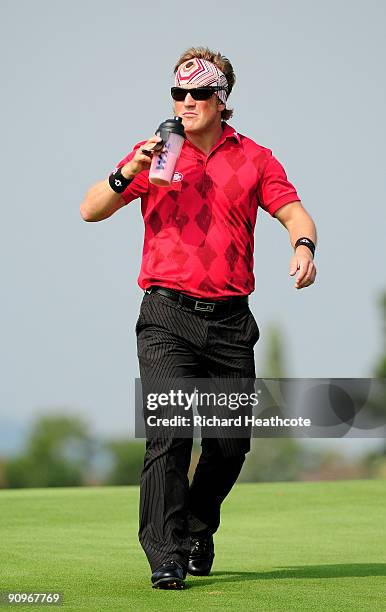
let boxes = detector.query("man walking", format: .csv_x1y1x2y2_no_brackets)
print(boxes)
80,47,317,589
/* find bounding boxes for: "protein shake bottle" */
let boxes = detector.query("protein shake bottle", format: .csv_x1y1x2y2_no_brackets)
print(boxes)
148,117,185,186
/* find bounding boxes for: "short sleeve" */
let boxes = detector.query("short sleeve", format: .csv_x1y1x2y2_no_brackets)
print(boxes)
257,151,300,216
112,141,149,204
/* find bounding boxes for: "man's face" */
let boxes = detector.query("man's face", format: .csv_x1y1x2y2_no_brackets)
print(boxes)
173,85,225,134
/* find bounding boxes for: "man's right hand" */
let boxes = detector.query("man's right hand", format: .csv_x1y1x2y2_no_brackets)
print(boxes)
121,135,163,178
80,135,162,222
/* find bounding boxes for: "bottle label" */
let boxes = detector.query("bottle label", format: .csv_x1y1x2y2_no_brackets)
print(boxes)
155,141,171,171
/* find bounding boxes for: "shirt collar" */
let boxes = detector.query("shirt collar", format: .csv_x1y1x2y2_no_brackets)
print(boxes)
183,122,241,158
221,122,241,144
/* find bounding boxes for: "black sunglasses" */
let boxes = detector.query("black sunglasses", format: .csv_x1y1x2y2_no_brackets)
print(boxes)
171,86,227,101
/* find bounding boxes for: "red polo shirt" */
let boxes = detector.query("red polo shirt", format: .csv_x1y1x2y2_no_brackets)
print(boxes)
115,123,300,299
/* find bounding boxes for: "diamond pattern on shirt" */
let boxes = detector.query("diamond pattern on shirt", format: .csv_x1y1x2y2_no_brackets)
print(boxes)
167,205,190,233
252,152,268,177
149,246,165,268
196,240,218,271
225,150,247,172
198,275,216,293
148,210,162,235
223,174,244,203
168,189,180,202
242,242,253,273
168,240,190,267
195,172,215,200
195,203,213,234
225,240,239,272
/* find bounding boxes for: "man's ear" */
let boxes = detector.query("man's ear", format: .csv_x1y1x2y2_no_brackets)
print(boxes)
217,101,226,112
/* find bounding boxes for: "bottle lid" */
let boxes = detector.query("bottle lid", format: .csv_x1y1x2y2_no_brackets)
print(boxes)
156,116,185,140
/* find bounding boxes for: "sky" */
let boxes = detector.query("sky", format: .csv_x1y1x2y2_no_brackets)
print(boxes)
1,0,385,456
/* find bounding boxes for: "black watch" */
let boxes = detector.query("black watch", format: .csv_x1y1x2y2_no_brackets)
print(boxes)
294,237,315,258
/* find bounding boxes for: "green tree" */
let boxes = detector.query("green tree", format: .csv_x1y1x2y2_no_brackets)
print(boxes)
241,323,311,482
342,291,386,478
103,439,145,485
4,414,93,488
374,292,386,379
368,291,386,458
261,324,287,379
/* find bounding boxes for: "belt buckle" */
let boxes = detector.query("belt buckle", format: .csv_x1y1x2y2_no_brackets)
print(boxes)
194,300,215,312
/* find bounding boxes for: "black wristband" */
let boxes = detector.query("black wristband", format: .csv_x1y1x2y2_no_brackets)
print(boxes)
108,166,133,194
294,237,315,258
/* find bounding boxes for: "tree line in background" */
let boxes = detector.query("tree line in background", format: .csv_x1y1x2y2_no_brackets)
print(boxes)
236,291,386,482
1,293,385,489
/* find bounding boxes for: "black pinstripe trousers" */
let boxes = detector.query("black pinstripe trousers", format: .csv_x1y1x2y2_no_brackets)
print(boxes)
135,290,259,571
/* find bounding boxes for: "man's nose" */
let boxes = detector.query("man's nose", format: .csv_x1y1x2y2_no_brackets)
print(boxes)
184,92,196,106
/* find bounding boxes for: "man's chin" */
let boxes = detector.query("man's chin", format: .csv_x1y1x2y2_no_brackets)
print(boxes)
182,120,203,134
181,117,196,127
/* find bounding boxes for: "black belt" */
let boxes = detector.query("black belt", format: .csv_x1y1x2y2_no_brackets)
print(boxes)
145,285,249,316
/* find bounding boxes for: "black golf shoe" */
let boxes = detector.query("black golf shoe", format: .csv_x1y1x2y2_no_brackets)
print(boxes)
187,534,215,576
151,560,186,589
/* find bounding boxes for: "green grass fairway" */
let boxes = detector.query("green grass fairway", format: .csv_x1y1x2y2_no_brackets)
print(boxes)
1,481,385,611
